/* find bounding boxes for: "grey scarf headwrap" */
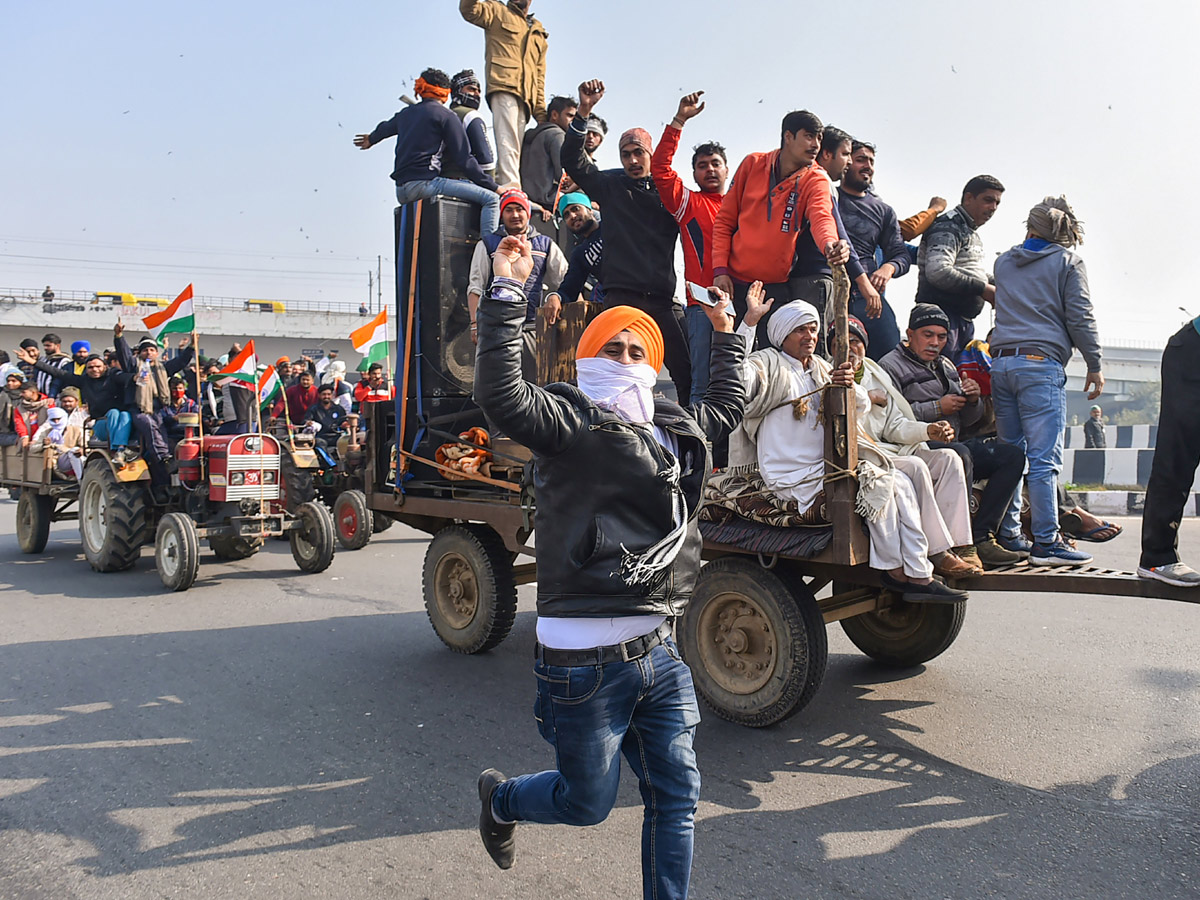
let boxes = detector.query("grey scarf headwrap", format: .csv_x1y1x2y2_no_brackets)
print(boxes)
1026,195,1084,247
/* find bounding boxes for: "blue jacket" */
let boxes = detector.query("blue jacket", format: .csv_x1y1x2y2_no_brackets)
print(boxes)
367,99,497,191
559,224,604,305
482,228,553,322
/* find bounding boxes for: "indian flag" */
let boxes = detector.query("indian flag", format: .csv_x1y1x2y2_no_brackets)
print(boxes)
351,309,389,371
143,284,195,344
257,364,282,408
208,340,258,387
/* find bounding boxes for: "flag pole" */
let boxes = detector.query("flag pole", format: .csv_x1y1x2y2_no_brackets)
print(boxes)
193,326,206,481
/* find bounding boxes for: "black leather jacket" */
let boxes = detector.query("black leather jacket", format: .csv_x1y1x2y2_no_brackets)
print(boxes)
475,277,745,618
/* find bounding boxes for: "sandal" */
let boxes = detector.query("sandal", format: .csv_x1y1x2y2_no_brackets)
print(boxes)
1072,521,1123,543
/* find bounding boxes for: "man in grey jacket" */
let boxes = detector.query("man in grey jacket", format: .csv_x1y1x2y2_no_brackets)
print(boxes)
880,304,1027,568
990,196,1104,567
520,95,576,209
915,175,1004,363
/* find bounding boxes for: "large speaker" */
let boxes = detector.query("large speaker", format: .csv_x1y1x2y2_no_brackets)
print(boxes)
395,198,480,400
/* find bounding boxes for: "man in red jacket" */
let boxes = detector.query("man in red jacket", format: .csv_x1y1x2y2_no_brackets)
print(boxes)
712,109,849,347
651,90,729,405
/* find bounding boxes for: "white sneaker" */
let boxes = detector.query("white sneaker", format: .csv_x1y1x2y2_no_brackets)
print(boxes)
1137,562,1200,587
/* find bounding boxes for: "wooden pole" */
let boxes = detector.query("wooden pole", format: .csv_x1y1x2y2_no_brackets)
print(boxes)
396,201,422,483
824,264,866,565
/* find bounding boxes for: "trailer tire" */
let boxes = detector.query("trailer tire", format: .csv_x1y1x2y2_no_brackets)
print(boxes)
156,512,200,592
680,557,827,728
333,490,372,550
16,490,53,554
290,500,336,573
840,597,966,667
423,524,516,654
79,457,148,572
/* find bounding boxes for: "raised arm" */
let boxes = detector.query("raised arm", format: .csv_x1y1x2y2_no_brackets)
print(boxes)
653,92,705,219
458,0,499,27
562,80,605,194
474,236,583,456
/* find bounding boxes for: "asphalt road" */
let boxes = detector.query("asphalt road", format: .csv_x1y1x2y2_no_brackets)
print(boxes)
1,507,1198,900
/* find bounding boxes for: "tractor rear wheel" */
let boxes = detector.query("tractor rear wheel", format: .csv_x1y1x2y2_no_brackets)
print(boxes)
79,457,148,572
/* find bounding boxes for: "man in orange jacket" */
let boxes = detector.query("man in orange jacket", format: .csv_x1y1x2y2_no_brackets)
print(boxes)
712,109,849,348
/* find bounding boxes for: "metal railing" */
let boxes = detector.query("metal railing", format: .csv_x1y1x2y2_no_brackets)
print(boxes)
0,287,364,315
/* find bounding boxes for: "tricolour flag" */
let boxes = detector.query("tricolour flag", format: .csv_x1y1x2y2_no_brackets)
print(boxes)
257,364,282,409
208,340,258,387
351,309,389,370
143,284,195,344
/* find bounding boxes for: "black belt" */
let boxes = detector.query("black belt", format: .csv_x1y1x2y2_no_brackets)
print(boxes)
536,621,672,667
993,347,1048,359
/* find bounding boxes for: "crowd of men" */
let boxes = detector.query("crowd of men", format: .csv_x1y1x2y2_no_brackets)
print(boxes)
0,331,392,501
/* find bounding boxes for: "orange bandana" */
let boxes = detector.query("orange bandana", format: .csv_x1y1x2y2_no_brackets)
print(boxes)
413,77,451,102
576,306,664,372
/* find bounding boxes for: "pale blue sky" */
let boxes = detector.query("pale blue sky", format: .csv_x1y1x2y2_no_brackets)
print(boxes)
5,0,1196,344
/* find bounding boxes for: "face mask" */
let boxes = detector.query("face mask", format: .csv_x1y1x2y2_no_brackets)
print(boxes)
454,93,481,110
575,356,657,424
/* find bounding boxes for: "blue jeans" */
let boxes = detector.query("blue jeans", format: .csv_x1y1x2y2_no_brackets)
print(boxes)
395,177,498,235
991,356,1066,545
685,304,713,406
493,638,701,900
91,409,131,449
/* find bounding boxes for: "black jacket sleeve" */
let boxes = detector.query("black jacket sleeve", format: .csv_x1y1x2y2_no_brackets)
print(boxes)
562,122,606,200
33,358,84,387
114,335,135,373
165,347,195,378
686,331,745,443
443,113,498,191
474,277,583,457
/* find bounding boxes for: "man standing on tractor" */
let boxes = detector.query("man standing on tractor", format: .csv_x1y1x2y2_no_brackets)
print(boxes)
472,233,745,899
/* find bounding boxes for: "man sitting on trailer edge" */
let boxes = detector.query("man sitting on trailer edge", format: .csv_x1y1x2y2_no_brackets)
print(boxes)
472,233,745,899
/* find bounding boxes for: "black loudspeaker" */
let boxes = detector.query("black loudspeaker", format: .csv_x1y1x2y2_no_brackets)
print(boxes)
395,198,480,400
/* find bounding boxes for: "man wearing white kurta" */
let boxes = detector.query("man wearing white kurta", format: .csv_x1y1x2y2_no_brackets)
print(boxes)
728,287,966,602
840,315,982,577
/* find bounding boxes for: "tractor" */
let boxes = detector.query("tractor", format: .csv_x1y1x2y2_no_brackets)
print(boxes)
275,412,394,552
77,414,336,591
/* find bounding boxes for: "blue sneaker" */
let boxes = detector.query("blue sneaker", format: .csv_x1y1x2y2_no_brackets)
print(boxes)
997,533,1033,558
1030,540,1093,567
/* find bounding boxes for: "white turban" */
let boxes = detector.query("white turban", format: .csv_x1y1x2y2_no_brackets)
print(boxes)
766,299,820,349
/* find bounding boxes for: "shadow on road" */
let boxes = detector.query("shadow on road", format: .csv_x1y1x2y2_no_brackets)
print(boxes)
1,610,1197,898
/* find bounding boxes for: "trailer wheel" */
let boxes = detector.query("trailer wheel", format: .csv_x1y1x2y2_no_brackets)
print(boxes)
209,534,264,560
333,490,372,550
79,457,148,572
423,524,517,654
16,490,53,554
290,500,336,573
156,512,200,592
840,597,966,667
680,557,827,728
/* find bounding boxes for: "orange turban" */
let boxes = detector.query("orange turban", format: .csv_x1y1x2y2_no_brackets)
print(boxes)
576,306,664,371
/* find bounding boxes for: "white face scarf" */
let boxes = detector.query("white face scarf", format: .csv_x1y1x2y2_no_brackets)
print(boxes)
575,356,658,425
575,355,689,587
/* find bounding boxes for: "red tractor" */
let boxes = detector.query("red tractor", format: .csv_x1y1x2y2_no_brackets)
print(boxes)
77,419,336,592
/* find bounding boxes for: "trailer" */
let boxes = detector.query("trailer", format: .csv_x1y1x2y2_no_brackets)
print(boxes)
357,197,1197,728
